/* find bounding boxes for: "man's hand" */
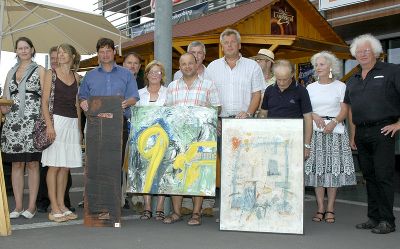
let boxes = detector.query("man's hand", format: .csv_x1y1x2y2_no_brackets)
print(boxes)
235,112,249,119
381,122,400,137
80,100,88,112
122,100,129,109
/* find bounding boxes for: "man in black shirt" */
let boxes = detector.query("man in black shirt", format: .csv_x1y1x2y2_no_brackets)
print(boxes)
345,34,400,234
259,60,313,159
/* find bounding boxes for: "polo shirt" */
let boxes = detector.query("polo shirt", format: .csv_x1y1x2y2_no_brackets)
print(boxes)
261,80,312,118
344,61,400,125
79,63,139,118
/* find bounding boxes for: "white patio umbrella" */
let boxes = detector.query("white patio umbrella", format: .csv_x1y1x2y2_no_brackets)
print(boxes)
0,0,130,60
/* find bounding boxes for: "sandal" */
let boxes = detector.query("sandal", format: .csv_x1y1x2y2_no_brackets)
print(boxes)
312,212,325,222
140,210,152,220
325,211,335,223
49,212,68,223
155,211,165,221
62,210,78,220
163,213,182,224
187,213,202,226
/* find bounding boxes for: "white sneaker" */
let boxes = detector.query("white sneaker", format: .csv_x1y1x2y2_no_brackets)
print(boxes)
21,209,36,219
10,210,24,219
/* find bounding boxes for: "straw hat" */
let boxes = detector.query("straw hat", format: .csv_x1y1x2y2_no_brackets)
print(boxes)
251,49,275,63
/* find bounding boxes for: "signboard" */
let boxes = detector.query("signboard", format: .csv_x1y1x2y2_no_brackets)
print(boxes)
298,62,315,87
319,0,369,10
271,0,297,35
131,2,208,37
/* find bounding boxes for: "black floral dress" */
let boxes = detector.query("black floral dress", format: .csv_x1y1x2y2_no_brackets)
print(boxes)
1,68,42,162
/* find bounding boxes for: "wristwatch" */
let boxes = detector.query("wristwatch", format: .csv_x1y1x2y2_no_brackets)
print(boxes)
246,112,253,118
304,144,311,149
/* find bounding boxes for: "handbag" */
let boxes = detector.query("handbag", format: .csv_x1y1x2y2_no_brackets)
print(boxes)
33,71,56,151
312,120,345,134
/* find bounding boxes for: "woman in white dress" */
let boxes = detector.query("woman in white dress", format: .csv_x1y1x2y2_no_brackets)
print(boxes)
41,44,82,222
305,51,356,223
136,60,168,221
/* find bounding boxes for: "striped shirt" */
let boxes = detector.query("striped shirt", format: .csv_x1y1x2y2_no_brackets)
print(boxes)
206,56,265,117
166,77,221,107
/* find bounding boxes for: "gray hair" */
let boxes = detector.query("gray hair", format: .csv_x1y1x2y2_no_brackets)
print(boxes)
220,28,241,44
350,34,382,58
310,51,341,80
187,41,206,54
272,60,295,76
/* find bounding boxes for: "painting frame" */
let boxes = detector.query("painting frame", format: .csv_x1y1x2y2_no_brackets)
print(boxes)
126,105,217,197
220,118,304,234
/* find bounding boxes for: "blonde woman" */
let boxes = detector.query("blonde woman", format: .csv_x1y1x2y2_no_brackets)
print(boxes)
41,44,82,222
136,60,168,221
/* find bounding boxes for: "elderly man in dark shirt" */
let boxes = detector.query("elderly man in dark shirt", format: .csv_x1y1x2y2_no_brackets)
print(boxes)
345,34,400,234
259,59,313,159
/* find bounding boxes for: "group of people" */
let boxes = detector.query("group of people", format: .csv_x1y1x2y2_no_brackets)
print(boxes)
1,38,82,222
1,28,399,233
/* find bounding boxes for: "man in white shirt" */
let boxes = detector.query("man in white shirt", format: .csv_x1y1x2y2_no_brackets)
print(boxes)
206,28,265,118
173,41,208,80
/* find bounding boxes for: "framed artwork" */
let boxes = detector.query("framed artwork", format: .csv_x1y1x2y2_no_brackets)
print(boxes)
126,106,217,196
220,119,304,234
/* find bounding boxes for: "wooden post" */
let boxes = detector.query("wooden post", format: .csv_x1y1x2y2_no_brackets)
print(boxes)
0,99,14,236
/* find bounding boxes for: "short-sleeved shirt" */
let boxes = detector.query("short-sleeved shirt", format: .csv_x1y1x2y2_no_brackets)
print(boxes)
166,77,221,107
307,80,346,117
344,61,400,125
261,80,312,118
78,63,139,118
206,56,265,117
136,86,167,106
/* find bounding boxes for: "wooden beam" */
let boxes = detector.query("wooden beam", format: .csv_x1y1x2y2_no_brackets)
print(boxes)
173,45,186,55
269,44,279,52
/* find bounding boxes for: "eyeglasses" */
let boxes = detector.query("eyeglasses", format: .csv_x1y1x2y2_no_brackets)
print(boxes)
149,71,162,76
355,49,372,56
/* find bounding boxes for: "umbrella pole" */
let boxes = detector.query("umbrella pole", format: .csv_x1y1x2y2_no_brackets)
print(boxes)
0,0,5,63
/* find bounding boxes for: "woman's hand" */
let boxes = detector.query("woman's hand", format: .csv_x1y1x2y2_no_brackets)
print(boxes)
323,120,336,134
304,148,310,160
0,106,11,114
46,125,56,141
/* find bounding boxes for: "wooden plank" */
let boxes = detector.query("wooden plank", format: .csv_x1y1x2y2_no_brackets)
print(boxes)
84,96,123,227
0,100,13,236
0,155,12,236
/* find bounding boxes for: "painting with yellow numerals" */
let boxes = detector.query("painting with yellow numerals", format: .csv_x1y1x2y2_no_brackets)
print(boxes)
126,106,217,196
220,119,304,234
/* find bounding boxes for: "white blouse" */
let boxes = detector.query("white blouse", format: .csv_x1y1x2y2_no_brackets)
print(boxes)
136,85,167,106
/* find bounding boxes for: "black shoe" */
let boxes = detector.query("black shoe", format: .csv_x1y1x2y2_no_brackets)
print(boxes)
67,206,76,212
356,219,378,229
123,199,130,209
371,221,396,234
37,206,48,213
78,200,84,208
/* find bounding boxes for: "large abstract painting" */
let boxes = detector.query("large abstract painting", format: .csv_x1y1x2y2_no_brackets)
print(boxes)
220,119,304,234
127,106,217,196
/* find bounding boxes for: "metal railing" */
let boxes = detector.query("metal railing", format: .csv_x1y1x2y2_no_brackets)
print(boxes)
93,0,253,37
